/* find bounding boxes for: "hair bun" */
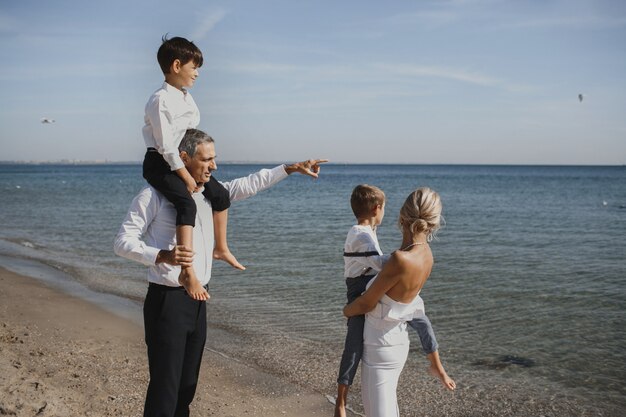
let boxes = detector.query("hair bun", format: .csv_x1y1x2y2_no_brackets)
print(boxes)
398,187,442,239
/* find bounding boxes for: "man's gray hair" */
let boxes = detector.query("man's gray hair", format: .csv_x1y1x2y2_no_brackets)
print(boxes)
178,128,214,157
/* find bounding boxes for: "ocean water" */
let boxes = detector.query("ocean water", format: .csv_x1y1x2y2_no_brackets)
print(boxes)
0,163,625,416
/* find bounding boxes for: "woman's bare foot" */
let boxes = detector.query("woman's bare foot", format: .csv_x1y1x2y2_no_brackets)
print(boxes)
179,268,210,301
213,248,246,270
428,363,456,390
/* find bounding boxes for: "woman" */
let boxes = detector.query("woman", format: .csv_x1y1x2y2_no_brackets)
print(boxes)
343,187,453,417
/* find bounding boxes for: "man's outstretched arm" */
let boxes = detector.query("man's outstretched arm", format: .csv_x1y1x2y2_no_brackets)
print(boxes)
223,159,329,202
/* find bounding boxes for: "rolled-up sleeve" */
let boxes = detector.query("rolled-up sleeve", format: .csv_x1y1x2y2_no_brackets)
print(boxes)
222,165,289,202
113,188,162,266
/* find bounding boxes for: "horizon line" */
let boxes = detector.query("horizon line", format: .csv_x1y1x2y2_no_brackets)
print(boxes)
0,160,624,167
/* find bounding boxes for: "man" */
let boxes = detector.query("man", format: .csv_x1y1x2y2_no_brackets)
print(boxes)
114,128,327,417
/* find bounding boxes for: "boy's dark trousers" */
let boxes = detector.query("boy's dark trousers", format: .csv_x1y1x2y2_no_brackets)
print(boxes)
143,149,231,226
336,275,439,386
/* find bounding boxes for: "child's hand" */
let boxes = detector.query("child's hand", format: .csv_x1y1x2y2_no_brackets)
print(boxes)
185,178,198,194
175,167,199,194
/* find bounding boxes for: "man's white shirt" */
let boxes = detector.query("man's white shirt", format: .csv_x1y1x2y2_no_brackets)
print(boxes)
114,166,288,287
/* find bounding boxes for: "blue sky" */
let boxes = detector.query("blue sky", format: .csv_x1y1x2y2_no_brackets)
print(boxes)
1,0,625,164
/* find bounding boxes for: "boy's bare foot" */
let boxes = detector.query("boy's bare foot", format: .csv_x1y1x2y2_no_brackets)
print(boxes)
333,403,347,417
179,268,210,301
428,363,456,390
213,248,246,270
333,383,349,417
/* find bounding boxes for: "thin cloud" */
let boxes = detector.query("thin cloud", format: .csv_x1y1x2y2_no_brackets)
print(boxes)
375,63,536,93
0,61,151,81
213,61,301,74
510,15,626,29
191,8,228,40
375,63,500,86
209,58,532,93
380,0,507,28
384,10,458,28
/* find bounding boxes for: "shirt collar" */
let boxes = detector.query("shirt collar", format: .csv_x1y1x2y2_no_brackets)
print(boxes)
162,81,188,97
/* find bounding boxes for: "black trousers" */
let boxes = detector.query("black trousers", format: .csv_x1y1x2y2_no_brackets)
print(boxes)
143,149,231,226
143,283,207,417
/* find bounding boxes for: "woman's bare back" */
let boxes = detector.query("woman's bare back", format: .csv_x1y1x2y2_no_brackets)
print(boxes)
385,245,433,304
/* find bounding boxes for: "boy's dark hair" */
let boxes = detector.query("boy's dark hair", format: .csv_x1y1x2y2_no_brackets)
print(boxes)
350,184,385,219
157,35,203,74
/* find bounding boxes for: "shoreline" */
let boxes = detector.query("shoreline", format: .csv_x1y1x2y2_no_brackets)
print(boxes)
1,251,623,416
0,265,334,416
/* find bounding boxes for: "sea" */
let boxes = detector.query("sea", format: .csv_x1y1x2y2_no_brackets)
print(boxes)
0,163,624,416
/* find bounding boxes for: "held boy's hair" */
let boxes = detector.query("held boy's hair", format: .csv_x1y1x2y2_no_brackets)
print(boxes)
350,184,385,219
157,35,203,74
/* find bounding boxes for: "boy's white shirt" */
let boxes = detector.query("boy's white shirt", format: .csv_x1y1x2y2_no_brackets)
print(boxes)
343,225,391,278
142,82,200,172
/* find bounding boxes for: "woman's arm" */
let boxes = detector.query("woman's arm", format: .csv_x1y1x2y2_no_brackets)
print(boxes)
343,252,403,317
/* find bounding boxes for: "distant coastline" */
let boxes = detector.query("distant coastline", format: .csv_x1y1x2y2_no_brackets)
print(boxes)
0,160,141,165
0,160,298,165
1,160,624,167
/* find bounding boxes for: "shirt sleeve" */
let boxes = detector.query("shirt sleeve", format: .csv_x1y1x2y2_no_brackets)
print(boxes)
221,165,289,202
347,233,389,272
113,188,162,266
145,95,185,171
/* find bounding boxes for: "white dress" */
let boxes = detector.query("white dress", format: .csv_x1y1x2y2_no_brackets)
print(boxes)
361,279,425,417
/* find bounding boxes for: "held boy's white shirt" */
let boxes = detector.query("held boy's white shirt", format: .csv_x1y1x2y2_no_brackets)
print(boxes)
142,82,200,171
343,225,391,278
114,166,288,287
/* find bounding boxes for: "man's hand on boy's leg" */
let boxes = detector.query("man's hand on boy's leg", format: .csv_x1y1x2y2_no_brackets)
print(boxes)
157,245,194,267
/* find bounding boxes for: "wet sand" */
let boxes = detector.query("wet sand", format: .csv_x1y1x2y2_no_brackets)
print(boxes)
0,266,333,416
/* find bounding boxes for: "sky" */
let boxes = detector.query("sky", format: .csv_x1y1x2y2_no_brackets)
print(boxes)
0,0,625,165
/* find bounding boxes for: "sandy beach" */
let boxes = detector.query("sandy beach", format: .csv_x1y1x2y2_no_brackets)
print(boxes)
0,266,333,416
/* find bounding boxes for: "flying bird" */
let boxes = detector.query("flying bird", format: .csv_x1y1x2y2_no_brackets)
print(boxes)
40,117,55,124
578,94,583,103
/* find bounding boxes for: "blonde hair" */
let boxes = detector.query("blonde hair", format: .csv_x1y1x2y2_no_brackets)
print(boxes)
350,184,385,219
398,187,443,241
